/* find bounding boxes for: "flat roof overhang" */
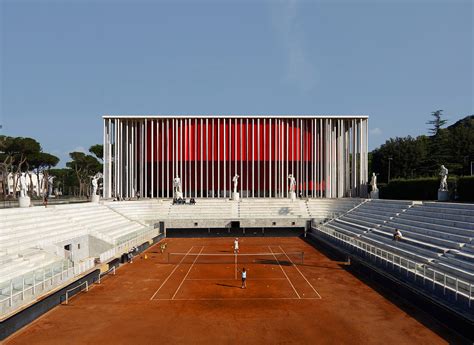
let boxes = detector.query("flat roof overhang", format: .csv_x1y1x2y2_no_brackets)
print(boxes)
103,114,369,119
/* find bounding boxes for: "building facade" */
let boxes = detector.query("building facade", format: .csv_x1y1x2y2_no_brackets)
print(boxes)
103,115,369,199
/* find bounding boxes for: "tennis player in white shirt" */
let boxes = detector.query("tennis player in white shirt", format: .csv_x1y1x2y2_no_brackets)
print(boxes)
233,238,239,254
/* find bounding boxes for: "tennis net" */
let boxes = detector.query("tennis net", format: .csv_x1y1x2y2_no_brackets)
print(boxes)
167,252,304,265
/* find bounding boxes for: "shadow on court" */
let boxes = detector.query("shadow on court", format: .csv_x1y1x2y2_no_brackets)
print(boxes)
215,283,241,289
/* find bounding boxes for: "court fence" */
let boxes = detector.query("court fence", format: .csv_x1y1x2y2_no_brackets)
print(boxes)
312,225,474,308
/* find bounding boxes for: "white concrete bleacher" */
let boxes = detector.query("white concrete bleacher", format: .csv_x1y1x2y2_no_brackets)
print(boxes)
0,249,64,287
306,198,363,221
320,200,474,285
239,199,307,219
324,200,446,263
105,200,171,224
0,201,156,315
412,203,474,284
1,206,87,254
55,203,149,244
167,199,237,219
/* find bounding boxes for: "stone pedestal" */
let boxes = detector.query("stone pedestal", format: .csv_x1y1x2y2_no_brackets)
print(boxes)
289,191,297,201
232,192,240,201
438,190,449,201
18,196,31,208
91,195,100,203
370,190,379,199
175,191,183,199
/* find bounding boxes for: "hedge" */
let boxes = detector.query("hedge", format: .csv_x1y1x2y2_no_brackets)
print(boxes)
457,176,474,202
380,177,456,201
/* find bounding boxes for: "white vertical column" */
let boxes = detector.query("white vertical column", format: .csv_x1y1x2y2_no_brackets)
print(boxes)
286,119,289,198
263,118,266,197
225,118,228,198
240,118,243,196
268,118,272,198
150,120,154,198
305,120,308,197
200,118,203,198
217,118,220,197
166,119,169,198
160,120,163,198
257,118,260,197
211,118,215,198
103,118,108,198
246,118,249,198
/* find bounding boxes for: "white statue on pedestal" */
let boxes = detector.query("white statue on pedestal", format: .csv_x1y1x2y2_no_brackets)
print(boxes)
370,173,378,192
91,172,103,196
19,172,28,197
232,174,239,194
288,174,296,192
48,175,55,196
173,176,182,198
439,165,448,191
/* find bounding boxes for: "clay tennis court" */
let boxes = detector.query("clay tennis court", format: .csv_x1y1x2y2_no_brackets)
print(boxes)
4,237,455,344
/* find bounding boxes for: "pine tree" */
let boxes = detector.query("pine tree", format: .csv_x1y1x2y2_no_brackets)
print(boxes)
426,110,447,135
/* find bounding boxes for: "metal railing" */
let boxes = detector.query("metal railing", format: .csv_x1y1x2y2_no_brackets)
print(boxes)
0,257,95,317
313,225,474,307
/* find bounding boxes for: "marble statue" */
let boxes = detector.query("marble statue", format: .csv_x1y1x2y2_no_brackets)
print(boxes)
288,174,296,192
370,173,378,192
91,172,103,196
48,175,55,196
232,174,239,194
19,172,28,197
439,165,448,191
173,176,182,197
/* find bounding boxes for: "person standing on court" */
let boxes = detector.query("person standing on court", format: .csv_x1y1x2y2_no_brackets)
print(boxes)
241,268,247,289
233,238,239,254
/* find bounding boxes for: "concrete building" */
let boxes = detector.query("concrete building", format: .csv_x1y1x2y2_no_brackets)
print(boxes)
102,115,369,199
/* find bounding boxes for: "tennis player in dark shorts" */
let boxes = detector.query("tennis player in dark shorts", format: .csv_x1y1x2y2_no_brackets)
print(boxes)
241,268,247,289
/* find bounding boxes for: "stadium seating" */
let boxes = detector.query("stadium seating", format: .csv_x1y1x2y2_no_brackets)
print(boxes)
314,200,474,292
55,203,150,244
167,199,236,219
306,198,363,221
105,200,171,223
239,199,307,219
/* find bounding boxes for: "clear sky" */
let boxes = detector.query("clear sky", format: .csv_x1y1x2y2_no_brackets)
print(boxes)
1,0,472,166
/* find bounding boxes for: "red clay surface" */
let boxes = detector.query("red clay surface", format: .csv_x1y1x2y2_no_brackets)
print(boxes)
5,237,455,344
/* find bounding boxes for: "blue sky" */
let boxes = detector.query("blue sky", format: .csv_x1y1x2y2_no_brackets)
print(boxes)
1,0,472,166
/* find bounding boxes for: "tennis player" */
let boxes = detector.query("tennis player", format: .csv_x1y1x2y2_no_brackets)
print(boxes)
241,267,247,289
233,238,239,254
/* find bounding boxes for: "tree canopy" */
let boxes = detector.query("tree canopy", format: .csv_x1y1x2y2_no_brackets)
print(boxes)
371,114,474,182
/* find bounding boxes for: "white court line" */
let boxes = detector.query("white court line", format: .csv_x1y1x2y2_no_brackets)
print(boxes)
152,297,321,301
149,246,194,300
171,246,205,300
279,245,322,299
186,278,287,281
268,246,300,299
234,253,237,280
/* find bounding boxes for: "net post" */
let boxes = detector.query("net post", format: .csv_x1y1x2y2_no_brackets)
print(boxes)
86,281,89,292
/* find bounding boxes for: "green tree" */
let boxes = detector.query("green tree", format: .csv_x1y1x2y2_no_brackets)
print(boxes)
66,152,101,197
29,152,60,196
89,144,103,161
0,136,41,197
371,135,429,182
50,168,77,196
426,110,447,135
